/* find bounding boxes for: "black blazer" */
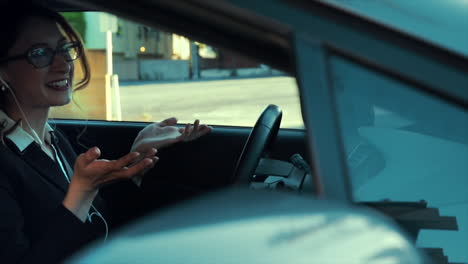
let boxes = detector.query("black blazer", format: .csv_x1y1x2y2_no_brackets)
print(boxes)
0,129,112,263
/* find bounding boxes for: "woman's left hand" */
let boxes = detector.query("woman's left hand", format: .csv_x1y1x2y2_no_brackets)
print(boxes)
131,117,213,154
129,117,212,186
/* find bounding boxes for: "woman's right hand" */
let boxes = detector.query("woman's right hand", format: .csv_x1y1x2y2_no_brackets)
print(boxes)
71,146,155,192
63,147,156,222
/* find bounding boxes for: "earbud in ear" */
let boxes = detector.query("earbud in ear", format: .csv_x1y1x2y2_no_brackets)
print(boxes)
0,78,12,93
0,76,9,92
0,71,11,92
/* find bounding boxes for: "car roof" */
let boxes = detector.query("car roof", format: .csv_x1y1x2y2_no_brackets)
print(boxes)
37,0,468,81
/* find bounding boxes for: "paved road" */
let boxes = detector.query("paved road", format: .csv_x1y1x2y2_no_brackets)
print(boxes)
119,76,304,128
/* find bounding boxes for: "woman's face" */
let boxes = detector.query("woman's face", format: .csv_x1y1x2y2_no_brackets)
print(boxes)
2,16,74,110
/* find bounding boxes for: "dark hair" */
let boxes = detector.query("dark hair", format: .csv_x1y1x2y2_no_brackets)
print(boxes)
0,1,91,142
0,1,90,91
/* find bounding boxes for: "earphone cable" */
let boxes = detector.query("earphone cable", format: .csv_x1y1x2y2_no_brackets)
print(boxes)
51,143,109,242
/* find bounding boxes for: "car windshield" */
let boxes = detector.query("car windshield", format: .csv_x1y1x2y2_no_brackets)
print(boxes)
320,0,468,57
332,54,468,263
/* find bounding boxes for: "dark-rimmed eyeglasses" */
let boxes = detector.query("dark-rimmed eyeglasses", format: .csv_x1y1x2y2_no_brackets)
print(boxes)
0,41,82,68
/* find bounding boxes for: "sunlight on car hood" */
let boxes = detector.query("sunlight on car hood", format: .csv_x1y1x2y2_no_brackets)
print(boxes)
69,190,424,264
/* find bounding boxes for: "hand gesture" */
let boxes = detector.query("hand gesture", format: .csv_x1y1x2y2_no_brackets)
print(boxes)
131,117,213,154
71,147,157,192
63,147,157,222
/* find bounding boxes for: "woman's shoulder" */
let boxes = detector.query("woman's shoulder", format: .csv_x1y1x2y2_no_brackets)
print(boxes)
0,140,23,165
0,141,24,191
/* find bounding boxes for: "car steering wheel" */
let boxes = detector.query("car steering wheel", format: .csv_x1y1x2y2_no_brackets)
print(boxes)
231,104,282,185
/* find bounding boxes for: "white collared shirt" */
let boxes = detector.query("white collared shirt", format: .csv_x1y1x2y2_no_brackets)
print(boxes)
0,109,55,155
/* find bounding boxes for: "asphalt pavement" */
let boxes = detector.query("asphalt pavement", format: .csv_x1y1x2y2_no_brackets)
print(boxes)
119,76,304,129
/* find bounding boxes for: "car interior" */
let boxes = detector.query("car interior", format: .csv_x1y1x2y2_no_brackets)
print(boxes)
14,0,468,263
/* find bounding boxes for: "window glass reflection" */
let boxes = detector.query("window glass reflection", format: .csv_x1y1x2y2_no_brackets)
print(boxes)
331,55,468,263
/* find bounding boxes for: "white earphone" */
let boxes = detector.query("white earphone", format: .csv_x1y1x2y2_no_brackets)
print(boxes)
52,143,109,241
1,73,108,241
0,72,45,147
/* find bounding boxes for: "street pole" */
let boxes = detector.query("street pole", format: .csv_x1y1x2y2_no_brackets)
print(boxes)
102,13,121,121
106,30,113,76
191,42,199,80
105,30,113,120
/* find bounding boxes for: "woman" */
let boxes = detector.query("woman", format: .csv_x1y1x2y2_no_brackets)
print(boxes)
0,2,211,263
